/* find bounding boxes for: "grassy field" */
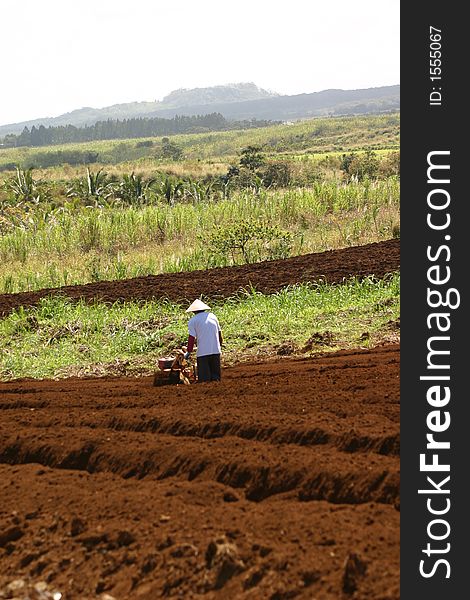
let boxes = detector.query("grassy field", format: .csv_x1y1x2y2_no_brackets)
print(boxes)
1,114,400,294
0,274,400,380
0,179,399,294
0,113,399,172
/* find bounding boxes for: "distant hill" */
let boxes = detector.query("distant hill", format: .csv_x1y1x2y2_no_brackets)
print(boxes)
150,85,400,121
161,82,278,107
0,83,399,137
0,83,277,137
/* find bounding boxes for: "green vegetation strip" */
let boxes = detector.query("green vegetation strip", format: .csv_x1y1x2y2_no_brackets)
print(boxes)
0,275,400,381
0,113,399,170
1,180,399,294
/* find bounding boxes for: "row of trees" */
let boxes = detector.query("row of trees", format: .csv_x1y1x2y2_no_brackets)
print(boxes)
1,114,276,148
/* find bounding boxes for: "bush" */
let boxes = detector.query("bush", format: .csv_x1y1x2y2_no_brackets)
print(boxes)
0,162,18,172
22,150,99,169
158,138,183,161
340,150,379,181
206,220,293,265
259,161,292,188
378,151,400,178
239,145,265,171
135,140,154,148
225,167,263,192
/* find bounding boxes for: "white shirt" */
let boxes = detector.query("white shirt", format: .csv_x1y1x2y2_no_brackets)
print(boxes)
188,312,221,357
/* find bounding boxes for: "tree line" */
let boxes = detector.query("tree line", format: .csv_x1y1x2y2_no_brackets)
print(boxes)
0,113,276,148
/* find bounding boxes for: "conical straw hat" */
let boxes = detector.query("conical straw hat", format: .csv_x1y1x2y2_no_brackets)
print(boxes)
185,299,211,313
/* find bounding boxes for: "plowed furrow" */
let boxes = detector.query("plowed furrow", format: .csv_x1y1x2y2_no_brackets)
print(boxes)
0,427,399,505
0,397,399,457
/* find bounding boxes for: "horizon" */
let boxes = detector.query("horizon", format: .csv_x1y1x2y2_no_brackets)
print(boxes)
0,81,400,128
1,0,399,126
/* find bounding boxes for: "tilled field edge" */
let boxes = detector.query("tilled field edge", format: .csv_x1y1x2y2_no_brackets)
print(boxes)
0,239,400,317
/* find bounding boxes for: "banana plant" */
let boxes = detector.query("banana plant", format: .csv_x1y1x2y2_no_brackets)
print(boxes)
5,167,41,203
250,173,264,195
119,172,155,205
158,175,185,206
66,168,116,207
187,179,206,203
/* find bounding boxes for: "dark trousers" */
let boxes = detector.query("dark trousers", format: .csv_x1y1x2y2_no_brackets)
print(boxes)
197,354,221,382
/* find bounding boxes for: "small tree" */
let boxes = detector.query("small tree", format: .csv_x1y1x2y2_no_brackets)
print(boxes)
378,151,400,178
239,145,265,171
340,153,356,177
224,147,267,193
160,137,183,161
206,220,293,265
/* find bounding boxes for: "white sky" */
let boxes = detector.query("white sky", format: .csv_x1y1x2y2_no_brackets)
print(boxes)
0,0,399,125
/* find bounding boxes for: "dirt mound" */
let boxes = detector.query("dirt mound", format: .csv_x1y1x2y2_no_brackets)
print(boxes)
0,344,400,599
0,239,399,316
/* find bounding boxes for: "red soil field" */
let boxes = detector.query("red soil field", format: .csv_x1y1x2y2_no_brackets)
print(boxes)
0,345,400,599
0,239,399,317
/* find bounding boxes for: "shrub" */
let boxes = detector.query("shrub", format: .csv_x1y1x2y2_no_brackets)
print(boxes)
22,150,99,169
158,138,184,161
239,145,265,171
135,140,154,148
340,150,379,181
0,163,18,172
378,151,400,178
206,220,293,265
226,167,263,192
260,161,292,188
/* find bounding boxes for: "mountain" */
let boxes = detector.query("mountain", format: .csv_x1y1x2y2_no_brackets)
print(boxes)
0,83,278,136
149,85,400,121
161,82,278,107
0,83,399,137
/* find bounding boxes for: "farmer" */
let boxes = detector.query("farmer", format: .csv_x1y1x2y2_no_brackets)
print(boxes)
183,299,223,382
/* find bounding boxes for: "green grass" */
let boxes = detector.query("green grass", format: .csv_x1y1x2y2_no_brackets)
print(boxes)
0,274,400,380
0,179,400,294
0,113,399,172
0,115,401,382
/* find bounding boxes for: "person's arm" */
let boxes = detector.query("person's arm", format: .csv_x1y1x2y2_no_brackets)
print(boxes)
216,315,223,347
184,335,195,359
187,335,195,352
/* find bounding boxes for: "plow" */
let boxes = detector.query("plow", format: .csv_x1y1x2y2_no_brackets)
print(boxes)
153,348,197,386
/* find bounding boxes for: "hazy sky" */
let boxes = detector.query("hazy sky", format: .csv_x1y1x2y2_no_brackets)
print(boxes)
1,0,399,125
